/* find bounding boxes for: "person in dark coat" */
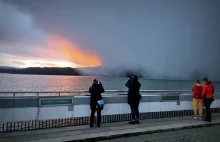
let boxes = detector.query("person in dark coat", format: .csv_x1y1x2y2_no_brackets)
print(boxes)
89,79,105,128
125,75,141,124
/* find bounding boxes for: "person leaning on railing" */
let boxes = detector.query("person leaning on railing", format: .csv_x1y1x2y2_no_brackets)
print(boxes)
192,80,203,120
89,79,105,128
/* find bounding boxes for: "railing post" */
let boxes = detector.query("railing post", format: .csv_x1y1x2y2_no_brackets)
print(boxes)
13,93,15,97
177,91,180,105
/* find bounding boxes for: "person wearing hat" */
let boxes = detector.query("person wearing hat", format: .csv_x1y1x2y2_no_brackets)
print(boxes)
192,80,203,120
89,79,105,128
125,75,141,124
202,77,214,122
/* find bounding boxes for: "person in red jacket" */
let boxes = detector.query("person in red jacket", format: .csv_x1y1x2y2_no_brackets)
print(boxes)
192,80,203,120
202,77,214,122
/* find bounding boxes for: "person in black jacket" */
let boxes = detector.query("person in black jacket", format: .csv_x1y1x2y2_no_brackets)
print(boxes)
89,79,105,128
125,75,141,124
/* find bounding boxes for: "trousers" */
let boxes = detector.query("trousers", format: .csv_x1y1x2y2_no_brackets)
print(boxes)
90,109,101,126
193,98,203,117
204,98,213,120
130,105,139,121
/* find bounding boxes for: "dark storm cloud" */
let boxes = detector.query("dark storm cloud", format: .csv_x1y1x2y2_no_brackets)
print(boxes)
0,1,46,43
0,1,47,60
1,0,220,80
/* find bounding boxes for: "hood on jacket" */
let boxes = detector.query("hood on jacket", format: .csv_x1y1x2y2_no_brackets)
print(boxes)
132,75,138,82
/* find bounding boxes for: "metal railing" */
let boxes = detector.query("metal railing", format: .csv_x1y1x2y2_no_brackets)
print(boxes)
0,90,219,133
0,90,193,97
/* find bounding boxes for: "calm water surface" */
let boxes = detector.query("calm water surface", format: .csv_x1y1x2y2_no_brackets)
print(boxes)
0,74,220,92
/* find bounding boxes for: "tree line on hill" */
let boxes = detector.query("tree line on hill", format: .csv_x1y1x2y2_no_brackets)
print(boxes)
0,67,144,78
0,67,82,76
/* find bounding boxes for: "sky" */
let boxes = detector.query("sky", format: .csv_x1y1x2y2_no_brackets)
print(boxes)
0,0,220,80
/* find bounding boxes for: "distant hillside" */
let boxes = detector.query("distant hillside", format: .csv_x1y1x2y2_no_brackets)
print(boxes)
0,66,17,69
0,67,81,76
0,66,146,78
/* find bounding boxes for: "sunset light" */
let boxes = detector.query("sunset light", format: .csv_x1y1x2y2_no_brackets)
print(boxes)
23,60,81,68
47,34,102,68
0,34,102,68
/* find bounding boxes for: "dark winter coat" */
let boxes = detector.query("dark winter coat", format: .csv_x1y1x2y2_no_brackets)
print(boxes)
125,79,141,107
89,83,105,111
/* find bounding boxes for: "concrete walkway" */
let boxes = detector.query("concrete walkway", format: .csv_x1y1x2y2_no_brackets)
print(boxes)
0,114,220,142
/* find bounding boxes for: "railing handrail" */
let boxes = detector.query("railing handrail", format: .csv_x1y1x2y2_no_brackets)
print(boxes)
0,90,192,94
1,89,219,97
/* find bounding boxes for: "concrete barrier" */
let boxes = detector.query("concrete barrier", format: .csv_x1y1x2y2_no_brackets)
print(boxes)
0,91,220,122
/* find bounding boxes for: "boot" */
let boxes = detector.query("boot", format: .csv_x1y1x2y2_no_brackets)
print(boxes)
135,120,140,124
97,123,101,127
90,124,93,128
129,120,135,125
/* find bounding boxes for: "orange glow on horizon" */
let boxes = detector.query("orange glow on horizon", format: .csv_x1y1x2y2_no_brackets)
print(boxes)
47,34,102,68
0,35,102,68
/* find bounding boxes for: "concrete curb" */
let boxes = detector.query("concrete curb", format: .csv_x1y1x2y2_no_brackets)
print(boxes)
66,121,220,142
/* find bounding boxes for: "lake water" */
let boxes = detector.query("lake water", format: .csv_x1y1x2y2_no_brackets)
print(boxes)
0,74,220,92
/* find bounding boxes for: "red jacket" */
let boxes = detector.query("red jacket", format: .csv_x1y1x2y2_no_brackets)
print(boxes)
192,85,203,99
202,82,214,99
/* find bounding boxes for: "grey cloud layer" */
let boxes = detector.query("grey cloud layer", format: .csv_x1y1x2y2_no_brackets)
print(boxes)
0,2,46,43
1,0,220,80
0,1,47,60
